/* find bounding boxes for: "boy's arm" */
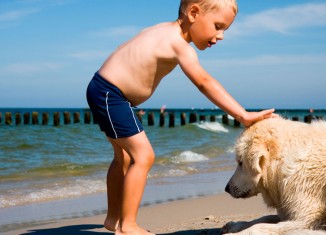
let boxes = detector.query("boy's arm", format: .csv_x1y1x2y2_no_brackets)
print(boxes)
175,43,276,127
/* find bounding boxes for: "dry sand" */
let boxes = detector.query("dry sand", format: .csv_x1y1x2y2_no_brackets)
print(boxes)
3,193,275,235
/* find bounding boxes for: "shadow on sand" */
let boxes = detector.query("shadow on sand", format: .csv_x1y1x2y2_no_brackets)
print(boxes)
19,224,109,235
19,224,223,235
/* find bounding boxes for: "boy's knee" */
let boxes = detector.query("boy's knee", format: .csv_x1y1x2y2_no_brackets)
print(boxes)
138,150,155,168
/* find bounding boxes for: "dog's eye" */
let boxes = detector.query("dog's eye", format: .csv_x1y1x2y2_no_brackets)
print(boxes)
238,161,243,167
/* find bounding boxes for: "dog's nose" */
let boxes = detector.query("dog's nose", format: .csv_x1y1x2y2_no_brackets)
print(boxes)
225,184,230,193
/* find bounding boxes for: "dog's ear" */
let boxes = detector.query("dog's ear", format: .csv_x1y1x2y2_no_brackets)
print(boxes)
250,153,266,185
249,139,268,170
251,137,279,184
249,142,269,184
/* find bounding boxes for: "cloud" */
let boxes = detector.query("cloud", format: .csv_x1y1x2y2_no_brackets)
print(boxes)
230,3,326,36
0,62,64,75
69,50,109,61
203,54,326,67
0,8,39,22
89,26,142,38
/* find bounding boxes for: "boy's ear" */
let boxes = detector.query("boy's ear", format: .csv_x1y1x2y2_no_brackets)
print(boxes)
188,4,200,22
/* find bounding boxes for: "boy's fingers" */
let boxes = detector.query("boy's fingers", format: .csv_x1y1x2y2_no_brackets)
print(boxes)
260,109,279,119
262,108,275,114
271,113,280,118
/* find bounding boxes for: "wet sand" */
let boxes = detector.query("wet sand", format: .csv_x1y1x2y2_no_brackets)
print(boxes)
3,193,275,235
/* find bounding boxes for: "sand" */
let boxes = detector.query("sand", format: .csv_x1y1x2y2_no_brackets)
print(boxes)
2,193,276,235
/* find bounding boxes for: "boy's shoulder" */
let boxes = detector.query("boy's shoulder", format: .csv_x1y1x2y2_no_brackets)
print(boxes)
149,22,194,50
142,21,182,39
134,21,194,53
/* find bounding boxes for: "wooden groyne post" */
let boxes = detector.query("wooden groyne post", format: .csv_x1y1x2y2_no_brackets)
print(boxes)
32,112,39,125
234,119,241,127
73,112,80,123
180,113,186,126
136,113,142,123
199,115,206,122
53,112,60,126
304,115,312,123
148,112,155,126
84,111,91,124
5,112,12,125
159,113,165,127
42,112,49,125
189,113,197,123
222,114,229,125
15,113,21,125
169,112,175,127
24,113,30,124
64,112,71,125
292,116,299,121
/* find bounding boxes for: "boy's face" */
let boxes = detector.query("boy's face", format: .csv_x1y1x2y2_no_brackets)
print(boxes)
188,6,235,50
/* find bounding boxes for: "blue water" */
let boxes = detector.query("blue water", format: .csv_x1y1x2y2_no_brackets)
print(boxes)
0,108,324,231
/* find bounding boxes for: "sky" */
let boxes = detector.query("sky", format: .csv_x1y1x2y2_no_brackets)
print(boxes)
0,0,326,109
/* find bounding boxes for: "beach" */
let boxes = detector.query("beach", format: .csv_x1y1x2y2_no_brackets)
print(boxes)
0,108,320,234
2,193,275,235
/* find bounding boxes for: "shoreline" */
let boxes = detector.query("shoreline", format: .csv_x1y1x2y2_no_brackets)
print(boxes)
2,193,275,235
0,170,234,232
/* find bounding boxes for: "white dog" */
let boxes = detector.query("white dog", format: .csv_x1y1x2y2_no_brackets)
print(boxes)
222,117,326,235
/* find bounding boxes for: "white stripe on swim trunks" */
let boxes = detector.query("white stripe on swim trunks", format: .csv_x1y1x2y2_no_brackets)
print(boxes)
106,92,118,138
128,101,141,133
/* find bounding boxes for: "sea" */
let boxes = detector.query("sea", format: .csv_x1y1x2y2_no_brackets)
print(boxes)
0,108,324,232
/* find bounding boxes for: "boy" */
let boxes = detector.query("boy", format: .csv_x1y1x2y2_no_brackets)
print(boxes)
86,0,277,234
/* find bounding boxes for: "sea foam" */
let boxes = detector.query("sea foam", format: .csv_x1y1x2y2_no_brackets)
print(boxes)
172,151,209,164
194,122,229,133
0,179,106,208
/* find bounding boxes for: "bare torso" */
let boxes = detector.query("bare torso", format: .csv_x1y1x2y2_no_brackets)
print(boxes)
98,21,184,106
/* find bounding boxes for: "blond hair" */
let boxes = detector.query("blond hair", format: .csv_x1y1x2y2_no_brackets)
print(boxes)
178,0,238,18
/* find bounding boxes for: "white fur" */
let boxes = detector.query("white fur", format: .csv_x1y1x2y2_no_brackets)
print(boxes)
223,117,326,235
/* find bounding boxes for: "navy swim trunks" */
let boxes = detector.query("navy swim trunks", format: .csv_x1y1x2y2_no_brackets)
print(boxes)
86,72,144,139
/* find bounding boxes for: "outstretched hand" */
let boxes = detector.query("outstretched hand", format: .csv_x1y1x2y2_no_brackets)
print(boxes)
241,109,279,127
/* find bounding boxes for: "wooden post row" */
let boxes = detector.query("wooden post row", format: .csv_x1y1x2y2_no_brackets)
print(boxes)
1,110,322,127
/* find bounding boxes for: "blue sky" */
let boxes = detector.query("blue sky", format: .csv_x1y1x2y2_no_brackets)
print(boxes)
0,0,326,109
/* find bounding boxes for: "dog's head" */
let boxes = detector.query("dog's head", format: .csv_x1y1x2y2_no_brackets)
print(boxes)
225,120,279,199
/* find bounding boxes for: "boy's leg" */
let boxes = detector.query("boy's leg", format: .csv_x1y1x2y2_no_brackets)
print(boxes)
105,139,131,231
112,131,155,235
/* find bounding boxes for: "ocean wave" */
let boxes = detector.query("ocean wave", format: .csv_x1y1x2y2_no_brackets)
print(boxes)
0,178,106,208
172,151,209,164
216,114,235,120
226,146,235,153
0,162,105,182
194,122,229,133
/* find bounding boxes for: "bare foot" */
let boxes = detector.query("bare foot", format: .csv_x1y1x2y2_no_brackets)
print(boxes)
104,216,119,231
115,225,155,235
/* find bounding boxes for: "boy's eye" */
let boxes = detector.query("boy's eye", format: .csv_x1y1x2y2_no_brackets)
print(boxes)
215,24,221,30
